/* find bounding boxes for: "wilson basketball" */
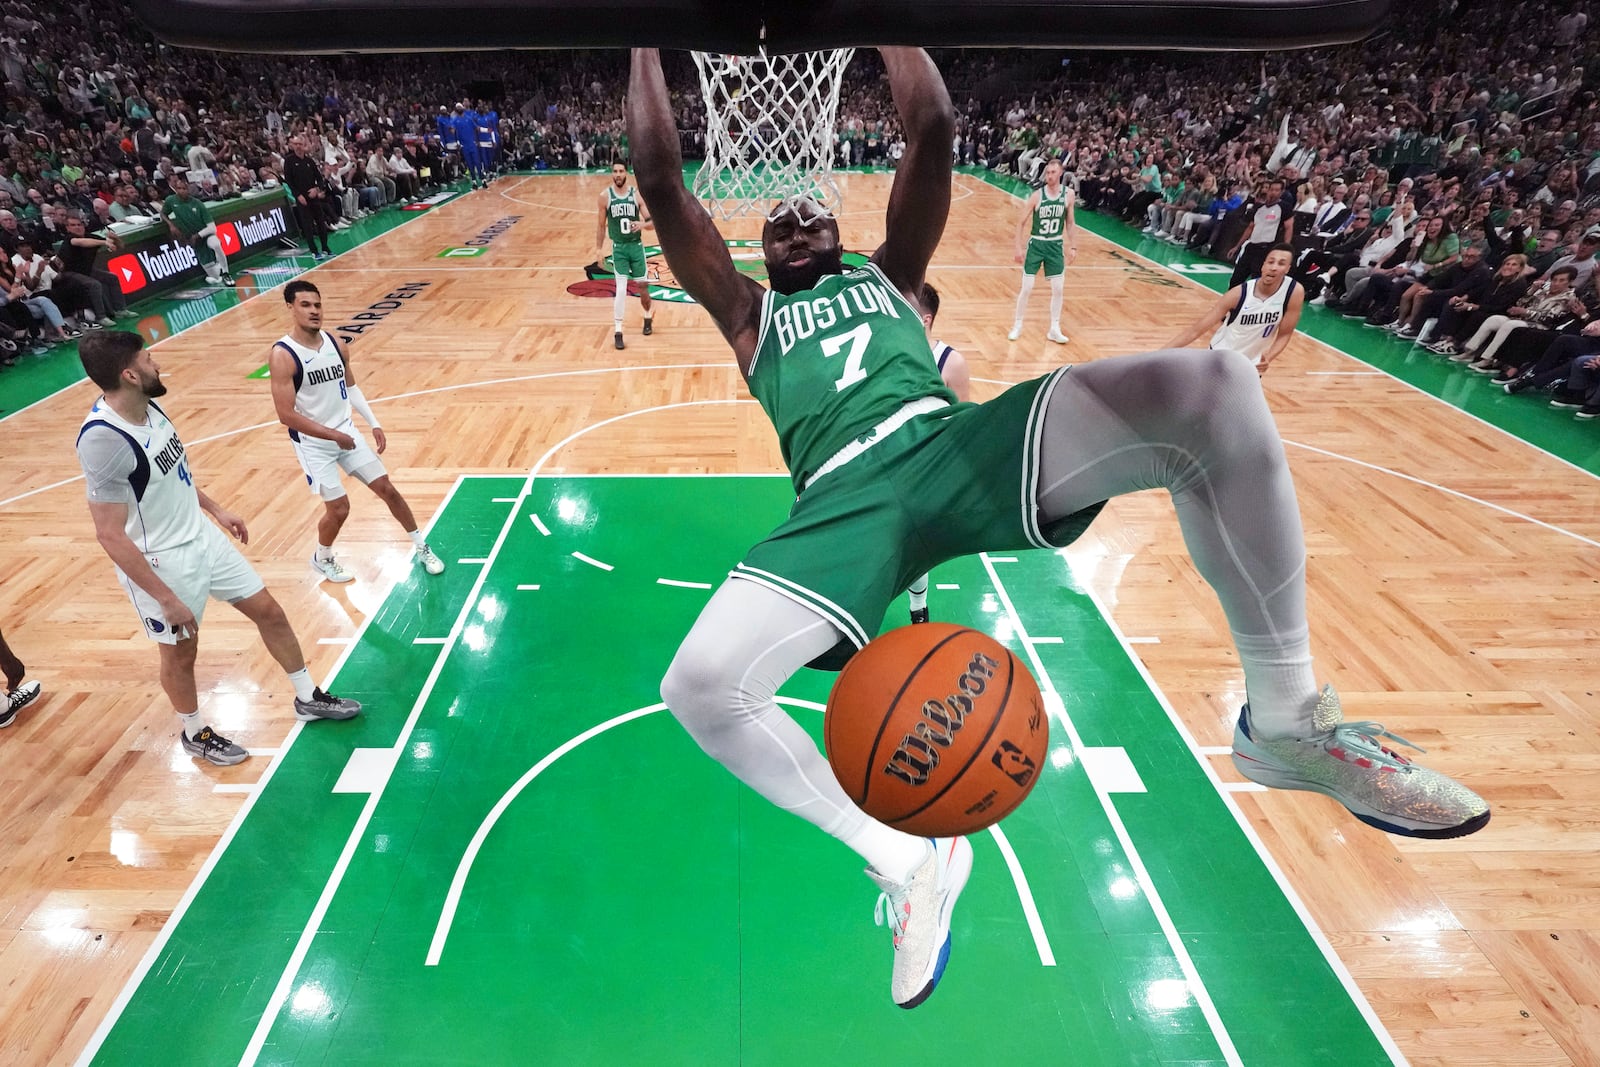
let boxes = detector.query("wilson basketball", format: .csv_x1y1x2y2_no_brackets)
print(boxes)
824,623,1048,838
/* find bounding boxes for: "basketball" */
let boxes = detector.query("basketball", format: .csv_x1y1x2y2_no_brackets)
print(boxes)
824,623,1048,838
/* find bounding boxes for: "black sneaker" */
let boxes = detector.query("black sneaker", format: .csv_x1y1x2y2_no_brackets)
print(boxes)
1550,394,1585,409
294,686,363,721
909,607,930,625
614,331,625,350
1,680,41,728
1577,405,1600,419
181,725,248,765
643,319,653,336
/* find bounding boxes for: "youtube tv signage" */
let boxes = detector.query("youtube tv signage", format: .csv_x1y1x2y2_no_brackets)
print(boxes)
104,198,298,299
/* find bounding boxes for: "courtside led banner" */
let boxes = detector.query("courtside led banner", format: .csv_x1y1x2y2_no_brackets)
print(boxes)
103,197,298,299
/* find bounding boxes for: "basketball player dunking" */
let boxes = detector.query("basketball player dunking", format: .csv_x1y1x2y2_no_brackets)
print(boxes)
1167,243,1305,374
1008,157,1077,343
595,162,654,350
630,46,1487,1011
268,280,445,583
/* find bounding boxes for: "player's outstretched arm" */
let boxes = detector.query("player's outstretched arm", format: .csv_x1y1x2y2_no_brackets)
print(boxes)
1165,287,1238,348
627,48,761,364
874,48,955,301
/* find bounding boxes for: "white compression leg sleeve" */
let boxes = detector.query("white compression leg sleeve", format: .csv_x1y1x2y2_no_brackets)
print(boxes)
1013,272,1035,326
1033,348,1318,738
613,273,628,328
1049,274,1065,330
661,578,931,881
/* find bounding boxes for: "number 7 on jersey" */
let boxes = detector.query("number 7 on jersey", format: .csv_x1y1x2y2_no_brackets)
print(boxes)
822,323,872,392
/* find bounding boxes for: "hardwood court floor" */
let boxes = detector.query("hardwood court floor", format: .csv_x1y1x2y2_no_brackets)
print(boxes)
1,172,1597,1066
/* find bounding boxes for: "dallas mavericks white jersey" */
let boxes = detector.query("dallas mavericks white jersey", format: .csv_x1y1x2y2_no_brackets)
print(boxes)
77,398,205,552
1210,277,1297,365
931,339,956,374
276,331,353,436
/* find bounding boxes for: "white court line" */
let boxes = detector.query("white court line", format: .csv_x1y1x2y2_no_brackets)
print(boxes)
529,514,550,536
936,583,960,590
981,552,1243,1066
1067,567,1408,1066
1222,782,1270,793
1125,636,1161,644
74,475,470,1067
491,497,519,503
426,697,1056,970
515,584,540,591
1026,635,1064,645
1198,746,1233,756
212,784,257,795
1305,370,1386,376
988,556,1018,563
245,749,281,757
1282,439,1600,550
317,637,354,646
412,637,449,645
457,557,489,565
571,552,613,571
238,402,755,1061
986,825,1056,966
657,578,713,589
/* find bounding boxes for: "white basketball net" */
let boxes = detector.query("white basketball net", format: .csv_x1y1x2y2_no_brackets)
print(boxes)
690,48,856,220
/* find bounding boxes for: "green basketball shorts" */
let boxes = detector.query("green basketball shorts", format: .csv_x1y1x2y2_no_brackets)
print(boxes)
611,242,647,280
1023,238,1065,277
733,367,1106,670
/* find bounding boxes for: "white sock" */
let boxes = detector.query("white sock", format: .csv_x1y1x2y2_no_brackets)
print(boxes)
1014,272,1035,325
178,709,204,738
848,825,930,883
408,529,425,548
1233,627,1320,739
907,575,929,611
1049,275,1065,329
316,543,334,561
287,668,316,703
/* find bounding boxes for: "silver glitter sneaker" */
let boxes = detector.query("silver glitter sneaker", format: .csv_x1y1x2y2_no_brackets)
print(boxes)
1232,685,1490,839
867,836,973,1009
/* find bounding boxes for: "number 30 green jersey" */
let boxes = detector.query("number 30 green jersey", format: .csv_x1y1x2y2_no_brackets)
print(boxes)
747,262,957,492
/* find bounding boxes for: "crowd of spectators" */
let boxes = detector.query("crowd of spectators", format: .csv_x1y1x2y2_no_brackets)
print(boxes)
2,0,1598,416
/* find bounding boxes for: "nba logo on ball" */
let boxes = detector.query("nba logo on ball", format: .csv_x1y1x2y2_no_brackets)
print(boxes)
824,624,1048,837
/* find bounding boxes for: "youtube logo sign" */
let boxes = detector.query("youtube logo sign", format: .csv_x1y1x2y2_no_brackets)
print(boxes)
216,222,242,257
108,254,147,295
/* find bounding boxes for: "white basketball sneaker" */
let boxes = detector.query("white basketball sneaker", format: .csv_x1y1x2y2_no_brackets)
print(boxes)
415,543,445,575
310,552,354,583
866,836,973,1009
1046,327,1070,344
1007,323,1022,341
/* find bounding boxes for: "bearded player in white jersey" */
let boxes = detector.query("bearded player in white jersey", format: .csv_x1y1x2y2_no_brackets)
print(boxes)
75,331,361,767
269,280,445,583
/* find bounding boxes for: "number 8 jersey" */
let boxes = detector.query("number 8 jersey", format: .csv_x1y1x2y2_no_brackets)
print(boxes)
747,262,956,492
274,330,352,439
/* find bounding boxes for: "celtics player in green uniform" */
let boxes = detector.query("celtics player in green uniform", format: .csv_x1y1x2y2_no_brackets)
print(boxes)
161,173,233,287
629,46,1489,1013
594,162,654,350
1008,157,1075,342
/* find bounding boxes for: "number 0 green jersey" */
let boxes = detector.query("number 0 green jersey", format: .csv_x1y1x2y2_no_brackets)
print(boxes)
1030,186,1067,242
747,262,957,492
607,186,643,245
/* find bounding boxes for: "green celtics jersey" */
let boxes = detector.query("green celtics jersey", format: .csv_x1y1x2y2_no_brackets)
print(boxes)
607,186,643,245
747,261,956,492
163,193,210,236
1029,186,1067,242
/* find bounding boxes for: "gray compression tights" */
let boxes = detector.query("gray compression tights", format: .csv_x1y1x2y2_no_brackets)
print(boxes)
661,348,1312,864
